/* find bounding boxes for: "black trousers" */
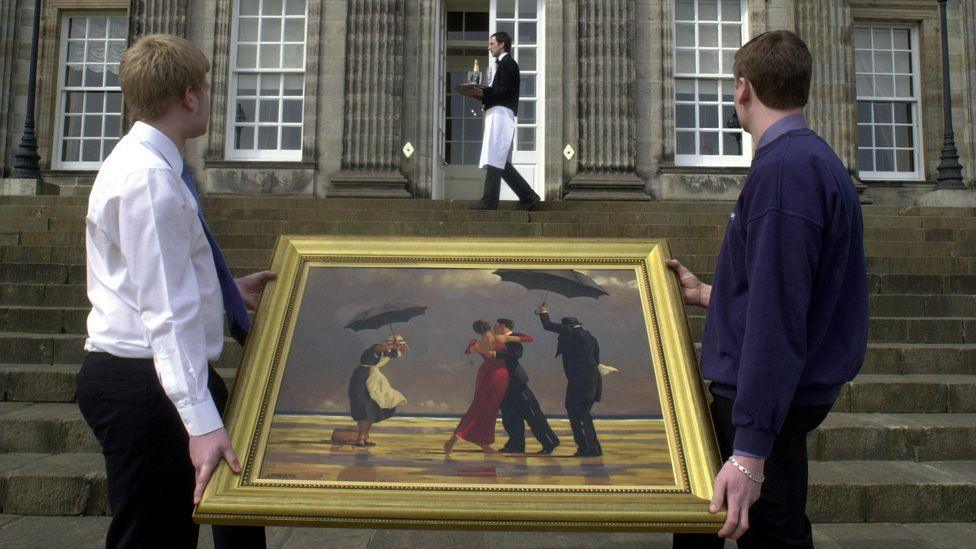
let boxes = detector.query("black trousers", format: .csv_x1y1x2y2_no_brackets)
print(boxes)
77,352,266,549
565,390,601,456
499,383,559,452
673,394,831,549
476,161,540,208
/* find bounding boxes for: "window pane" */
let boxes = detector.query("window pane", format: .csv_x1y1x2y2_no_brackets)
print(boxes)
892,29,910,50
855,51,872,74
285,0,306,16
281,126,302,150
65,92,84,114
65,65,83,86
261,19,282,42
700,0,718,20
676,104,696,128
497,0,515,19
240,0,260,16
237,44,257,68
105,115,121,137
235,126,255,149
858,148,874,171
463,143,481,165
675,50,696,73
464,119,481,141
517,48,536,71
84,66,103,87
698,80,718,102
519,0,537,19
104,139,118,156
699,50,719,74
282,99,302,123
282,45,304,68
518,127,535,151
521,74,535,97
259,44,281,68
721,50,734,74
722,24,741,47
517,22,537,45
265,0,283,16
700,132,719,155
85,92,104,113
676,24,695,48
284,18,305,41
497,21,515,40
238,74,258,96
106,92,122,113
895,126,913,148
69,18,87,39
105,64,120,86
856,75,873,96
873,28,892,49
854,28,871,49
284,75,303,96
465,12,489,32
87,41,105,63
894,76,912,98
874,125,892,147
239,18,258,42
82,139,101,161
676,0,695,21
261,74,281,95
896,150,914,172
259,99,279,122
893,52,911,74
876,149,894,171
721,79,735,102
721,0,741,22
518,101,535,123
258,126,278,149
723,132,742,156
107,41,125,63
858,124,873,147
84,115,102,137
874,75,893,97
675,79,695,102
700,24,718,47
699,105,719,128
64,116,82,137
893,103,912,124
109,17,126,39
236,100,256,123
67,41,84,63
722,105,736,127
447,12,463,39
676,131,696,155
873,102,892,124
90,18,107,39
874,52,893,74
62,140,80,162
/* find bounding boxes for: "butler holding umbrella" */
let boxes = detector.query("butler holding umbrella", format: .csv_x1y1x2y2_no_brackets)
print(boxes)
458,31,541,211
335,302,426,447
494,270,608,457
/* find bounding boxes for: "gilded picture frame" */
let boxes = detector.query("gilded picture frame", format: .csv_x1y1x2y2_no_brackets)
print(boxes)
195,236,723,532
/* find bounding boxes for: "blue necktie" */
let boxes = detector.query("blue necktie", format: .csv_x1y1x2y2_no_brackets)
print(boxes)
181,167,251,346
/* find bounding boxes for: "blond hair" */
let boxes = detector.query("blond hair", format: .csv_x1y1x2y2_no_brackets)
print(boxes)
119,34,210,121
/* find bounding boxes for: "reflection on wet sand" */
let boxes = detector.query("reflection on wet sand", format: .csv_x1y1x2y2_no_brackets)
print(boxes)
260,415,675,487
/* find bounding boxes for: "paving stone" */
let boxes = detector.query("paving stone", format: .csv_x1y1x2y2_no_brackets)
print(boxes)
0,515,111,548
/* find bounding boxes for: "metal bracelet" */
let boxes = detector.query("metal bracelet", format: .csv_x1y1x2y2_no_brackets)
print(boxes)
727,455,765,484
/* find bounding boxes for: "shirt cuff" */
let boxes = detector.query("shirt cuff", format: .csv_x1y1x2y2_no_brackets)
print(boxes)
732,426,775,459
732,449,765,459
178,396,224,436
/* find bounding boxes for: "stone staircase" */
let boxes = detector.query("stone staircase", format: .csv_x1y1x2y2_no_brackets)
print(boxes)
1,195,975,548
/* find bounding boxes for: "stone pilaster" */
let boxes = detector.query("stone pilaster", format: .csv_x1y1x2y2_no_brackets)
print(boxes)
566,0,649,200
330,0,409,198
128,0,189,41
795,0,869,200
0,0,18,176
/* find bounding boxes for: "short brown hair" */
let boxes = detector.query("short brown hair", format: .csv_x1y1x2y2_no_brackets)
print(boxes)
119,34,210,121
491,31,512,52
732,30,812,110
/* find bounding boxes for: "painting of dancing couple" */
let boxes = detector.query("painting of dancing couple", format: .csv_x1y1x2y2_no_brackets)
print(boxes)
260,265,675,488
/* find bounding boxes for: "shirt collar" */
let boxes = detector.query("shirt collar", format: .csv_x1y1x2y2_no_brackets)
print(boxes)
128,121,184,175
495,51,509,62
756,113,808,150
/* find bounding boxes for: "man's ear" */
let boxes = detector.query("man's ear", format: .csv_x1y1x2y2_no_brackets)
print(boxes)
735,77,751,105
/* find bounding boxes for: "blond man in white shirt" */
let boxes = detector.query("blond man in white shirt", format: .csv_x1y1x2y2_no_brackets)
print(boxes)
77,34,271,548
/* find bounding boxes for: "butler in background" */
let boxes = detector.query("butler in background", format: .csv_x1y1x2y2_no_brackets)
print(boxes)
459,31,541,211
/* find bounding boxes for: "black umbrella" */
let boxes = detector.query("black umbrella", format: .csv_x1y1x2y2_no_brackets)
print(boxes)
492,269,608,304
344,302,429,336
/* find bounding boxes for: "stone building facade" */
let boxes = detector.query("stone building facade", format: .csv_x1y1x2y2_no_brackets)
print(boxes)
1,0,975,205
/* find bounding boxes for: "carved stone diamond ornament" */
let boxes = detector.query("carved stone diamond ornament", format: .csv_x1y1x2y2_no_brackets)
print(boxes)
563,144,576,160
402,142,414,158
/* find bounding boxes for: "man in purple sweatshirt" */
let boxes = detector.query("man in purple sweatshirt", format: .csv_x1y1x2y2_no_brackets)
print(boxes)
669,31,868,548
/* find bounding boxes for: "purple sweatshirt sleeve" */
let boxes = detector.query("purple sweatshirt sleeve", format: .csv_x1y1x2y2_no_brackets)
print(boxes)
731,208,822,457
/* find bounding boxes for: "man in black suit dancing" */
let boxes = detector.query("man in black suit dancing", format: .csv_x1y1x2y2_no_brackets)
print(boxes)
459,31,540,211
494,318,559,454
536,305,603,457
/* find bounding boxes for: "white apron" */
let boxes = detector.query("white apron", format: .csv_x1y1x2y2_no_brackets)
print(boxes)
363,355,407,410
479,106,516,170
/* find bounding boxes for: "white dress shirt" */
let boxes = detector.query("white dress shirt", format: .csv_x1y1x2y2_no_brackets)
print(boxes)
85,121,225,436
479,52,516,170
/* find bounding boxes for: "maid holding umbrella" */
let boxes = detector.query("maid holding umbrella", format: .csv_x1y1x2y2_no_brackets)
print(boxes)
342,302,428,447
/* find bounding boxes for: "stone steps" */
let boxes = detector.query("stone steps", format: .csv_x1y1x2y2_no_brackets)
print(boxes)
0,334,244,369
2,452,975,524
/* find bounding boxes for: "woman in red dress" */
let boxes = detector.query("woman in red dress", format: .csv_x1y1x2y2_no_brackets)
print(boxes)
444,320,534,454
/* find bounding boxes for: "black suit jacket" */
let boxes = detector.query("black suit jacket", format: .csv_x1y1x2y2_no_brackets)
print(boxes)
482,53,520,115
539,313,602,402
495,333,529,387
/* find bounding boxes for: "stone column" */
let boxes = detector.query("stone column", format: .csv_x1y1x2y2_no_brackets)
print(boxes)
128,0,190,41
795,0,869,201
330,0,409,197
0,0,18,175
565,0,649,200
399,0,438,198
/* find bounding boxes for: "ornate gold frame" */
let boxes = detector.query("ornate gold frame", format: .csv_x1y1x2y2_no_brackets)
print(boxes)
195,236,722,532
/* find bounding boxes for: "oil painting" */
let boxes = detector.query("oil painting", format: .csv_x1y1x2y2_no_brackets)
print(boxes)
195,237,722,532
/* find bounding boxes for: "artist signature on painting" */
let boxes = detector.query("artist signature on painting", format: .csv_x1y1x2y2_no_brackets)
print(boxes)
266,472,297,480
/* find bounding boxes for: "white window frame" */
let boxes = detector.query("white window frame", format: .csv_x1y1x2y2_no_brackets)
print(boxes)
53,12,126,170
673,0,752,168
855,24,924,181
225,0,308,161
